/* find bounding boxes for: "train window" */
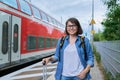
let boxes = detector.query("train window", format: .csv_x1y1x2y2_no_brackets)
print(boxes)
19,0,31,15
47,16,52,24
38,37,44,49
56,22,60,27
41,12,48,22
52,19,57,25
51,39,56,47
51,18,55,24
2,21,8,54
46,38,51,48
55,39,58,46
27,36,36,50
54,20,57,26
0,0,18,9
31,6,41,19
13,24,19,53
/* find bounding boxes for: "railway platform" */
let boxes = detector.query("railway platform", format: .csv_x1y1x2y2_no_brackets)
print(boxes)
0,59,104,80
47,59,104,80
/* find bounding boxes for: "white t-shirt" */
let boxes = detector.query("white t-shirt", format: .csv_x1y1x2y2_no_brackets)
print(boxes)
62,43,84,76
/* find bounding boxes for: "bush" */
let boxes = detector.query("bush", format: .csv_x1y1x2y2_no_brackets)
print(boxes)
93,45,101,63
105,71,120,80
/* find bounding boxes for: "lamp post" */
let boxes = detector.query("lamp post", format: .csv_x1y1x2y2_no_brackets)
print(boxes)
90,0,95,50
92,0,94,31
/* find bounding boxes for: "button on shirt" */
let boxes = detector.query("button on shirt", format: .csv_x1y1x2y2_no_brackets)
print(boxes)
62,43,84,76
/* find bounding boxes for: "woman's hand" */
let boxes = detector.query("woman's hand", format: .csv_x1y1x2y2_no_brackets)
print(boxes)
77,64,91,79
77,70,87,79
42,57,51,65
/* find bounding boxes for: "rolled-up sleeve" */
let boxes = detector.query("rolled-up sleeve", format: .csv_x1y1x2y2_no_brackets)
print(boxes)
85,38,94,67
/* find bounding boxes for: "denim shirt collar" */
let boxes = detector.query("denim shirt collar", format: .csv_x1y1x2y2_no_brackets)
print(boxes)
65,35,82,44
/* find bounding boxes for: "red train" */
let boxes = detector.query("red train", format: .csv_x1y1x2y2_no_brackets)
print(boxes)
0,0,64,67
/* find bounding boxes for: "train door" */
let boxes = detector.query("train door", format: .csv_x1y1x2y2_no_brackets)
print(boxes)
0,11,21,65
11,15,21,62
0,11,10,64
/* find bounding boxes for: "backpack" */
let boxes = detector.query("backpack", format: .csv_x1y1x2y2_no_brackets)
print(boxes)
59,36,87,61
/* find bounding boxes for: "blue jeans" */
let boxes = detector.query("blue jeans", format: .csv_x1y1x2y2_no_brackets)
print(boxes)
61,76,89,80
61,76,80,80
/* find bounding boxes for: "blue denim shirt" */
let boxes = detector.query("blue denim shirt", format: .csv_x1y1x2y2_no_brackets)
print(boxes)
53,35,94,80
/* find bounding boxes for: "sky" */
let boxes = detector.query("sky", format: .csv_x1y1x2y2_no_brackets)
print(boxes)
29,0,107,36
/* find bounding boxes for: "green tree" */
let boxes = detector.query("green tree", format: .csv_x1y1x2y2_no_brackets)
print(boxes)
93,31,105,41
102,0,118,9
94,33,100,41
101,0,120,40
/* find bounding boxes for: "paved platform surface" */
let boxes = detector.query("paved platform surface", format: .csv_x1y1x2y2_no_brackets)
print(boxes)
0,59,104,80
47,59,104,80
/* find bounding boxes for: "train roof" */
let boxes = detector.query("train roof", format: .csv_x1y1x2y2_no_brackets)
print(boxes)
0,0,65,31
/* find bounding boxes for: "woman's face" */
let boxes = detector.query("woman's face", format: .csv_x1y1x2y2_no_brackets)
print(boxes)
66,21,78,35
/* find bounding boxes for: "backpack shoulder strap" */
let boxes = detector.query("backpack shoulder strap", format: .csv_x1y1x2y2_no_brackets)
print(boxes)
59,36,66,61
60,36,66,48
80,36,87,60
80,36,85,49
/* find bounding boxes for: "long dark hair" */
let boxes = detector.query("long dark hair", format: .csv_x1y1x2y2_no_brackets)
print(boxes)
65,17,83,35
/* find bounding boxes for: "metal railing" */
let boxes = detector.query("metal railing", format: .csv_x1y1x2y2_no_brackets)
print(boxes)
94,41,120,77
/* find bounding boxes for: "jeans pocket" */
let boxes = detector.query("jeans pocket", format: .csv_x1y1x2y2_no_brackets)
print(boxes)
76,76,89,80
76,76,81,80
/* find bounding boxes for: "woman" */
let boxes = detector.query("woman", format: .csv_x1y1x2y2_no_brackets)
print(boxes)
42,17,94,80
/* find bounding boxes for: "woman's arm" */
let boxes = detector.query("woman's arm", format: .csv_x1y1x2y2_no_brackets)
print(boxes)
42,56,56,64
85,37,94,67
42,38,62,64
77,64,91,79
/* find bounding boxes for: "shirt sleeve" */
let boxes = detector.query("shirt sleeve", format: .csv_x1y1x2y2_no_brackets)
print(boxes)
84,37,94,67
51,38,61,63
